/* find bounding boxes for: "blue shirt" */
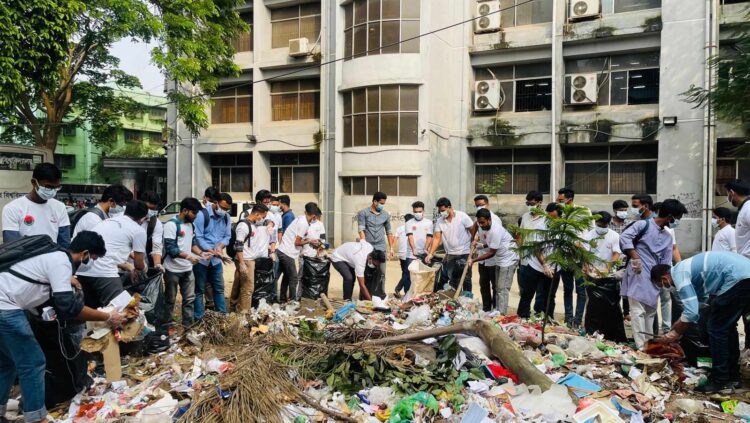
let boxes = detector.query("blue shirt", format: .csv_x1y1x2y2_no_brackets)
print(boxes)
672,252,750,323
281,210,296,233
620,219,673,307
193,206,231,266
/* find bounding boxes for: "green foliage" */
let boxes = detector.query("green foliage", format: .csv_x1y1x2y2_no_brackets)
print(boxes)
641,16,662,32
108,142,162,158
477,173,507,195
485,119,518,146
638,116,660,141
592,26,616,38
298,319,324,342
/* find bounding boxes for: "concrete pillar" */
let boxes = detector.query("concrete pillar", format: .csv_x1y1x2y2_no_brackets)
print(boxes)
121,169,137,194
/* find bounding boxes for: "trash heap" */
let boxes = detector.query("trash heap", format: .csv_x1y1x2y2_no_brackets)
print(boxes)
26,291,750,423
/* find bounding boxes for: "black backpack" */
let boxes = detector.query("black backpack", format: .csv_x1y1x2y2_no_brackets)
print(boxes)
145,215,159,256
226,220,251,259
69,207,107,237
0,235,66,285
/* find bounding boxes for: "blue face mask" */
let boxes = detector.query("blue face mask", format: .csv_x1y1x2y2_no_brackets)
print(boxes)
215,207,227,217
376,204,385,212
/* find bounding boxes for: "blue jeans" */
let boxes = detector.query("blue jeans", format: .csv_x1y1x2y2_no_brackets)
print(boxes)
708,279,750,382
395,258,413,293
194,262,226,319
0,309,47,422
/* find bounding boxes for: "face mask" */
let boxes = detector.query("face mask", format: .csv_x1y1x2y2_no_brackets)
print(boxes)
595,227,609,235
711,218,719,229
616,211,629,220
147,209,158,219
254,219,267,227
558,200,566,205
527,205,536,212
669,218,680,229
109,210,124,218
439,211,449,219
413,212,423,221
367,262,375,269
36,185,59,201
269,205,281,214
476,205,486,210
727,192,735,206
110,204,125,216
215,208,227,217
375,204,385,212
630,207,643,217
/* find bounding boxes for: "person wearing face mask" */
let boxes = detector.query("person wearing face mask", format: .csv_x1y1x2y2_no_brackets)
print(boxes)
393,202,434,297
0,231,127,423
193,192,233,320
230,204,271,312
278,195,296,233
609,200,630,235
139,191,165,270
620,198,687,350
357,192,396,295
75,200,149,309
163,197,206,326
554,188,591,328
630,194,654,220
202,186,220,209
2,163,71,248
711,207,736,253
330,242,386,301
71,184,133,239
516,191,546,317
724,180,750,350
474,195,503,227
277,202,323,302
392,213,415,298
425,197,474,293
651,202,682,335
473,208,518,313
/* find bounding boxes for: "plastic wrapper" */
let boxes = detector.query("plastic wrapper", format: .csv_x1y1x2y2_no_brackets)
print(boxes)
300,257,331,299
405,304,432,327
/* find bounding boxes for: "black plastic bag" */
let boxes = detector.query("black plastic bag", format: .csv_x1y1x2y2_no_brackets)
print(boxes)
253,257,276,307
363,264,386,300
300,257,331,299
584,278,627,342
125,268,169,328
671,292,711,366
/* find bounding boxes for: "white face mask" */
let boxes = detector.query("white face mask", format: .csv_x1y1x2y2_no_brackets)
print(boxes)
147,209,158,219
616,211,629,220
36,185,59,201
367,262,375,269
711,218,719,229
439,211,449,219
630,207,643,217
476,205,486,210
669,218,680,229
110,204,125,216
595,227,609,235
269,205,281,214
215,207,227,217
413,212,423,221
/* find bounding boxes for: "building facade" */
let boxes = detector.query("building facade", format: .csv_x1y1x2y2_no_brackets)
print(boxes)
167,0,749,254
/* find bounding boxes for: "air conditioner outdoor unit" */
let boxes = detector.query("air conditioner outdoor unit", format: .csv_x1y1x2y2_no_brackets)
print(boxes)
474,80,501,111
474,1,501,33
569,0,600,20
569,73,598,105
289,37,310,57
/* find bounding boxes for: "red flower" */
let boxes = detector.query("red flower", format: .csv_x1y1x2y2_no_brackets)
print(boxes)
179,230,185,237
23,215,34,226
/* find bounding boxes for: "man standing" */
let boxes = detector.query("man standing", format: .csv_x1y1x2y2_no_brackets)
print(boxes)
357,192,396,295
394,201,434,297
609,200,630,234
725,179,750,350
71,184,133,236
651,252,750,393
279,195,296,233
277,202,322,302
0,232,126,423
163,198,204,326
712,207,736,253
231,204,270,312
2,163,71,247
393,214,414,298
620,199,687,350
76,200,149,308
140,191,165,269
473,208,518,313
516,191,545,317
556,188,588,327
425,197,474,293
474,195,503,227
193,192,233,319
630,194,654,220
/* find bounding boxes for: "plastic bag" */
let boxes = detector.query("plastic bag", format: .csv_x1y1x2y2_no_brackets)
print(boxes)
388,392,439,423
405,305,432,327
565,337,605,359
252,258,276,308
584,278,627,342
404,260,440,302
300,257,330,299
364,263,386,299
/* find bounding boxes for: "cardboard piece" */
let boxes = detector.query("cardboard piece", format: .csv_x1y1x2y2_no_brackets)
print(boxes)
101,333,122,382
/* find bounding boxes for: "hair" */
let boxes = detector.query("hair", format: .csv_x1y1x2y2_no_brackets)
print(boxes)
545,202,562,214
476,208,492,220
124,200,149,220
270,195,279,202
278,195,291,206
650,264,672,283
713,207,733,222
411,201,425,209
613,199,629,210
180,197,202,214
558,188,575,199
140,190,160,206
370,250,386,263
70,231,107,256
526,191,543,202
725,179,750,196
373,191,387,202
304,202,322,217
218,192,233,205
204,187,220,202
251,204,269,215
632,194,654,210
657,199,688,218
254,189,272,203
474,194,489,203
32,163,62,182
596,210,612,224
404,213,414,222
101,184,133,204
436,197,452,208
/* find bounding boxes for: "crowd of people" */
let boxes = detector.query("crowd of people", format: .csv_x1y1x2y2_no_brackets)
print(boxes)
2,163,750,422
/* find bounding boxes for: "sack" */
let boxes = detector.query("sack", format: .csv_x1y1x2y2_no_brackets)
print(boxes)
584,278,627,343
226,220,250,259
404,260,440,302
300,257,331,299
126,268,169,328
252,257,276,307
0,235,65,285
69,207,106,238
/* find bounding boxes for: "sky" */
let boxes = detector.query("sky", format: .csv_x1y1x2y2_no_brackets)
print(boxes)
110,39,164,95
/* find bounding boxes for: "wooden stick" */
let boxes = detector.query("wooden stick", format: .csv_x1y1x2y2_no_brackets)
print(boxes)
453,243,476,300
298,392,358,423
320,294,334,312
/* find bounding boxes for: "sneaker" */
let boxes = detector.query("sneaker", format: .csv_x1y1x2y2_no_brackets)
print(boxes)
695,380,735,394
392,291,402,299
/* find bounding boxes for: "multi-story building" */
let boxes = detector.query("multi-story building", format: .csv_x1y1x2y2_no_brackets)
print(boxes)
167,0,749,254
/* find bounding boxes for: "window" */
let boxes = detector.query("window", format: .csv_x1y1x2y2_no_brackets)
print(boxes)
344,0,420,60
602,0,661,14
210,154,252,193
62,125,76,137
563,143,657,194
124,130,143,144
270,153,320,193
271,4,321,49
474,147,551,194
500,0,552,27
475,63,552,113
148,132,162,144
342,85,418,147
271,79,320,121
233,12,253,52
149,108,166,121
55,154,76,170
565,51,660,106
716,141,750,196
211,85,252,124
342,176,418,196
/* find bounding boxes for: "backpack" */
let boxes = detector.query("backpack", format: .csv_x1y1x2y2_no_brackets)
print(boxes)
226,220,251,259
145,215,158,256
0,235,66,285
200,208,229,231
69,207,107,237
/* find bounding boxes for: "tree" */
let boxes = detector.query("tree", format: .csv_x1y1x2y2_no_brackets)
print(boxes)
477,173,508,212
0,0,246,153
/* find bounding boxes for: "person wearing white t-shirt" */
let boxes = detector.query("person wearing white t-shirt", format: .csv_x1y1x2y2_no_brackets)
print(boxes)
2,162,71,247
711,207,737,253
140,190,165,269
330,241,386,301
76,200,149,309
72,184,133,238
473,208,518,314
393,213,414,297
276,202,322,302
725,179,750,350
0,231,126,423
425,197,474,293
230,204,270,312
394,202,435,297
474,194,504,228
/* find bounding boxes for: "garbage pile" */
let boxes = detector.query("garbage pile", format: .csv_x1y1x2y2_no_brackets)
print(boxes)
10,290,750,423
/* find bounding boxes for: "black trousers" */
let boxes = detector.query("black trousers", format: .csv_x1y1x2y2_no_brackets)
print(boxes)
478,264,497,312
277,251,299,302
440,254,472,293
78,275,124,309
333,261,356,300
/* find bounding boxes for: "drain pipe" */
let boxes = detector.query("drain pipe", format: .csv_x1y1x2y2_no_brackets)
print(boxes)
701,0,718,251
550,0,562,194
